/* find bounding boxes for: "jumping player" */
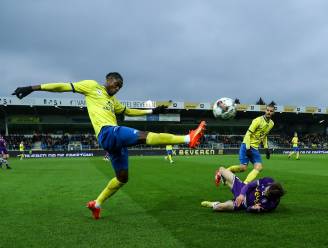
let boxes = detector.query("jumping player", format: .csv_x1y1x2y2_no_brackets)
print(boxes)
13,72,206,219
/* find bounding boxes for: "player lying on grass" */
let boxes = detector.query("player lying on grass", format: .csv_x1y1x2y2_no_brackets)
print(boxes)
12,72,206,220
201,167,285,213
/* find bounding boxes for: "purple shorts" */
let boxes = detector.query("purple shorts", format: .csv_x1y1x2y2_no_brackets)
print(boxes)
231,176,247,210
0,147,8,155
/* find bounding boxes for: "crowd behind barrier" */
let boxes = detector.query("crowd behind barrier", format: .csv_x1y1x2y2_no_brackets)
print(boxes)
4,133,99,151
3,132,328,151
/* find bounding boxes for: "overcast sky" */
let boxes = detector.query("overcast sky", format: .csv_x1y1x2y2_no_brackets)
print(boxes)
1,0,328,106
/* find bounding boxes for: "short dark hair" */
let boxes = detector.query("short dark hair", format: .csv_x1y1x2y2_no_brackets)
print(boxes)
106,72,123,82
267,103,275,109
267,182,285,200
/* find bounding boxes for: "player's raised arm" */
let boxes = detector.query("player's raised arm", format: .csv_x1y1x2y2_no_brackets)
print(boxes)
121,105,168,116
12,82,74,99
12,80,99,99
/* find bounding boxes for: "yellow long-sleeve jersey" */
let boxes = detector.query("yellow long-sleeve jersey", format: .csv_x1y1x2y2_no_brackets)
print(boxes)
41,80,151,137
243,116,274,149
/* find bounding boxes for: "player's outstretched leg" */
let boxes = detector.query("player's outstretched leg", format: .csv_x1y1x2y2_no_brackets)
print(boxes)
201,201,220,208
145,121,206,148
201,200,234,211
212,201,234,211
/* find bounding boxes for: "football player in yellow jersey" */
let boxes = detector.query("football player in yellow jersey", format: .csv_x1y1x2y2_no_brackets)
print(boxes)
19,141,25,160
164,145,174,164
288,132,300,160
13,72,206,220
225,104,275,184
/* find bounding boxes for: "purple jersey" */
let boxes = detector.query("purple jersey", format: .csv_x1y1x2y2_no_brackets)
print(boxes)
232,177,280,212
0,137,6,148
0,137,8,155
245,177,280,211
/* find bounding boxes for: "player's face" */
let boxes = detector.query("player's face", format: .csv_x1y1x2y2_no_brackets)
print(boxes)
265,106,275,119
105,78,123,96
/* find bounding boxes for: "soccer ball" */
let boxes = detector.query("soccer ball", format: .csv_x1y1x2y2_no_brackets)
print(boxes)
212,97,236,119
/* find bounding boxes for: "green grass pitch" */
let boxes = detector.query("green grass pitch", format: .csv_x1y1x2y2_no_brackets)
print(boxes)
1,154,328,248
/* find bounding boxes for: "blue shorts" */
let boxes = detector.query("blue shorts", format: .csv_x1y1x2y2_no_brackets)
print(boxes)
239,143,262,165
98,126,139,175
231,176,247,210
293,147,300,152
166,150,172,155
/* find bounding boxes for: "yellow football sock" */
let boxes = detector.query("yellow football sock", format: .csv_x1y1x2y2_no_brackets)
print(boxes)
96,177,124,206
244,169,260,183
168,155,173,162
146,132,185,145
296,152,300,159
288,152,294,158
227,165,243,173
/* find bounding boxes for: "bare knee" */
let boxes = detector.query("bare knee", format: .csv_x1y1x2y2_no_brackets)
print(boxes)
254,163,263,171
240,165,247,172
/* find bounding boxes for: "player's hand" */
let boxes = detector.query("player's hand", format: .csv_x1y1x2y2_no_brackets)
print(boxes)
12,86,33,99
235,194,245,207
152,105,168,114
246,149,252,158
247,204,264,213
265,148,270,159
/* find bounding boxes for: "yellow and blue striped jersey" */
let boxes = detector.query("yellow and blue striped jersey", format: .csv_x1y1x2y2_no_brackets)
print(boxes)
243,116,274,149
292,137,298,147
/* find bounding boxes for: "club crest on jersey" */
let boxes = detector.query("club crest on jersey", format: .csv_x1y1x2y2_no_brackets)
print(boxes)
103,101,114,113
96,90,102,95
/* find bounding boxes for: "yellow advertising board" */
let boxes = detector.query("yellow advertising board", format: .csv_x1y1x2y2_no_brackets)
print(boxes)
284,106,296,112
184,102,199,109
305,106,317,113
236,104,249,111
